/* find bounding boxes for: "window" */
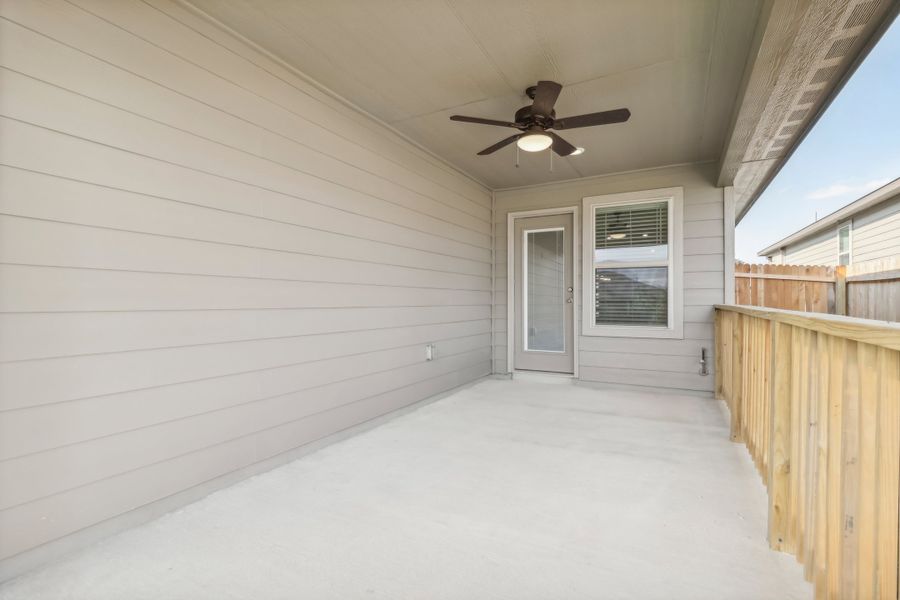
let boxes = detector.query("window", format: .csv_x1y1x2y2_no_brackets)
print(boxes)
593,201,668,326
837,223,851,266
582,188,683,339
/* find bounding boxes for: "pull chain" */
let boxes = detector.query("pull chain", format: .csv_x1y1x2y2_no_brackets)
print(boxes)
515,144,519,168
549,148,553,172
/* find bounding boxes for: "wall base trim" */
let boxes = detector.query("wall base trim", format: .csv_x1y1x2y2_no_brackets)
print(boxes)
573,378,714,398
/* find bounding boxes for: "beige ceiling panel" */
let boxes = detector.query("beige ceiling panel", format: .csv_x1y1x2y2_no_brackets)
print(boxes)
444,0,718,91
394,52,714,188
190,0,509,122
187,0,764,188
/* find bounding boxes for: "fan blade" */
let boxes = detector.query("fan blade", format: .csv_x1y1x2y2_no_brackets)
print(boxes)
450,115,521,128
547,132,577,156
477,134,522,155
553,108,630,130
531,80,562,116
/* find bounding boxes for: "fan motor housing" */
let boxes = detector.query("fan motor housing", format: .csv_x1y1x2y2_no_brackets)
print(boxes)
514,105,555,127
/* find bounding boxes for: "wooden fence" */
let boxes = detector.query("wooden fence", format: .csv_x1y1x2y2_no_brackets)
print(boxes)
735,263,837,313
715,305,900,600
736,261,900,321
845,258,900,322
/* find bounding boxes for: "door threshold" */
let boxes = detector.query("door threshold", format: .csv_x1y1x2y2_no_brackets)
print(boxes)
512,370,575,384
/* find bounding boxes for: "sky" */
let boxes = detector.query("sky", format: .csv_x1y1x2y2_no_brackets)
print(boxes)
735,17,900,263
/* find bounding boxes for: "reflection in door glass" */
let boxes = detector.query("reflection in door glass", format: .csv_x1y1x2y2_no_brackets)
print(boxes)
525,229,565,352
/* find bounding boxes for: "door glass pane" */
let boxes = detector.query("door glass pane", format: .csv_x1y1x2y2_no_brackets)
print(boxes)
525,229,565,352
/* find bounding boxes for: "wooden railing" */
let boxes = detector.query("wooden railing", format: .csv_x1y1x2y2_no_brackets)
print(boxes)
714,305,900,600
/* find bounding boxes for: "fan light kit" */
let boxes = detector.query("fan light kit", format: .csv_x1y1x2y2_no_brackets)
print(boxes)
450,81,630,157
517,132,553,152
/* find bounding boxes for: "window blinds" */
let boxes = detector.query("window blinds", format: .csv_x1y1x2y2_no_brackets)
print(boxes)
595,202,668,250
593,201,669,327
594,267,668,326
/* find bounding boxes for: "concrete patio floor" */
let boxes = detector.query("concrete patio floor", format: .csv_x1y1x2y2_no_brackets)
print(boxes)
0,378,809,599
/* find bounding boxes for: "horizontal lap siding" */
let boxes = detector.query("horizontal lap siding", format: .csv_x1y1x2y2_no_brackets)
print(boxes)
849,196,900,263
0,0,491,565
780,196,900,266
783,229,837,266
493,164,724,392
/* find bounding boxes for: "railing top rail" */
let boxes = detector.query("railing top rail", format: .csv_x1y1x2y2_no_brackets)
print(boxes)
715,304,900,351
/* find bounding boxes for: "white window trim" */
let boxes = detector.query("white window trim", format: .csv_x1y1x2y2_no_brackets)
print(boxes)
581,187,684,339
723,186,735,302
837,221,852,266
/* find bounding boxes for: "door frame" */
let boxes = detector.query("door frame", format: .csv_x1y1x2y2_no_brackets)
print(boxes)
506,206,580,376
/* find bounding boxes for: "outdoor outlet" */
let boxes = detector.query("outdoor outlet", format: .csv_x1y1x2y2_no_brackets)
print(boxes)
699,347,709,376
425,343,435,361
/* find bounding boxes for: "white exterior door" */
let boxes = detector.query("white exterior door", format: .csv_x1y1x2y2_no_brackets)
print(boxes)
513,214,575,374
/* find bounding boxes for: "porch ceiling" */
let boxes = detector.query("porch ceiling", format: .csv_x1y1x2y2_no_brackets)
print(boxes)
183,0,762,189
184,0,897,211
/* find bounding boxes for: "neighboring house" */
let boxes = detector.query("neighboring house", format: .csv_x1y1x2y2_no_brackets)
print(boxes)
759,177,900,266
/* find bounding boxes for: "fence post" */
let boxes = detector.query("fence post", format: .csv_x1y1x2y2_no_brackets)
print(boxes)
835,265,847,316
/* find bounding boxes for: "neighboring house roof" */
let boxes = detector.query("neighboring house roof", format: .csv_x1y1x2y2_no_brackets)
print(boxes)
758,177,900,257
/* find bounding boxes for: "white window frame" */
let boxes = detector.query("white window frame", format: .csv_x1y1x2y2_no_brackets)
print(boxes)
837,221,852,266
582,187,683,339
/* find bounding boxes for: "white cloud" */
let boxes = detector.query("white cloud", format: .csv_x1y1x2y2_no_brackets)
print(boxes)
805,183,854,200
805,178,891,201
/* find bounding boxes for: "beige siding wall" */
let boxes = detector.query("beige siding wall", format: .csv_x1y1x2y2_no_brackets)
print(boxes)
0,0,491,569
782,228,837,265
494,163,725,392
779,195,900,267
852,195,900,263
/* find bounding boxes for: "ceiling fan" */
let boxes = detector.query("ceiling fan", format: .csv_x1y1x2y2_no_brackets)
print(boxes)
450,81,630,157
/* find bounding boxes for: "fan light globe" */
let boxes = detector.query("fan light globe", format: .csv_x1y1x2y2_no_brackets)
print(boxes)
516,133,553,152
